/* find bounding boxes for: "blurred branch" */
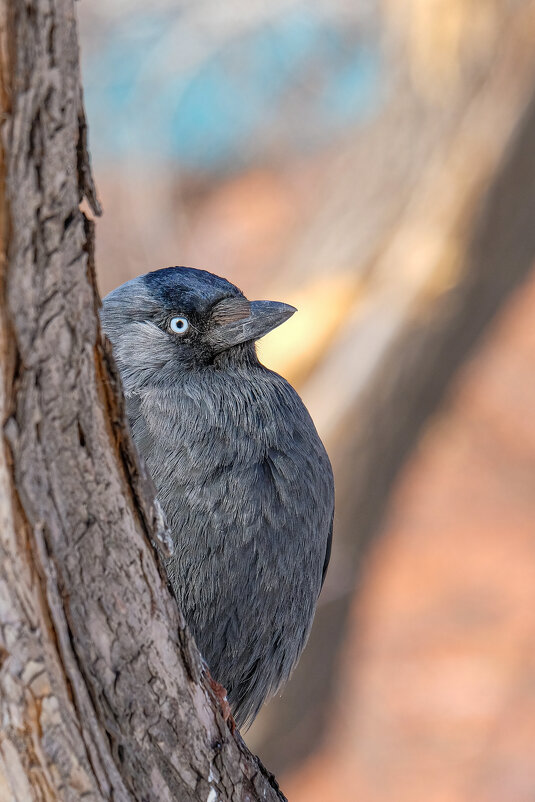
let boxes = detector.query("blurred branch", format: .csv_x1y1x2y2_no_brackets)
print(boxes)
339,79,535,567
256,74,535,775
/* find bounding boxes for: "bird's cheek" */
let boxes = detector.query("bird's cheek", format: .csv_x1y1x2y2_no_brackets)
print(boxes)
176,342,209,370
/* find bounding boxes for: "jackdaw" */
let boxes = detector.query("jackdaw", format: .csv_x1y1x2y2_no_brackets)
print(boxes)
101,266,334,727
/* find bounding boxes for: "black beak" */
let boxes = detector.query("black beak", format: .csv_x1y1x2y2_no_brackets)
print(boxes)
210,300,296,353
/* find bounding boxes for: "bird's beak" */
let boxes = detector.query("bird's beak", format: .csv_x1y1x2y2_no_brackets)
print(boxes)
210,299,297,352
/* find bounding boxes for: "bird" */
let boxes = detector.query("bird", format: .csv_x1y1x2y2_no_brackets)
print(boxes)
100,266,334,727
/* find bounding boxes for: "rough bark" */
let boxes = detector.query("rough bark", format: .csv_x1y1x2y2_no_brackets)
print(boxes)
0,2,285,801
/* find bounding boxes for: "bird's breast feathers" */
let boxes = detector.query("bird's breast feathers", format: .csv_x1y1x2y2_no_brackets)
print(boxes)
130,367,333,547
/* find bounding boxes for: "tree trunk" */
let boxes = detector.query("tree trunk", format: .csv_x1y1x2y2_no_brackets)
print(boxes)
0,3,285,800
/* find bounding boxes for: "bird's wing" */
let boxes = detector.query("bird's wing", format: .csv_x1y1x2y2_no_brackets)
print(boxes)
321,512,333,590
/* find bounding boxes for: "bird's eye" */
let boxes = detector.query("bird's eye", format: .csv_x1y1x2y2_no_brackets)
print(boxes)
169,316,189,335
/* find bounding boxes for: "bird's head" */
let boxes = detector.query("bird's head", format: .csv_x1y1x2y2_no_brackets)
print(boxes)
100,266,296,387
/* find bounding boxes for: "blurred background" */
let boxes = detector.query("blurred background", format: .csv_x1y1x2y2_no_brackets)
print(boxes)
79,2,535,800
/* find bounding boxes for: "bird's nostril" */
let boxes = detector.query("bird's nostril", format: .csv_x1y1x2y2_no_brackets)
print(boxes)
210,296,251,325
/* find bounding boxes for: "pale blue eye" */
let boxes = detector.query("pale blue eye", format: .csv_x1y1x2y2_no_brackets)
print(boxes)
169,316,189,335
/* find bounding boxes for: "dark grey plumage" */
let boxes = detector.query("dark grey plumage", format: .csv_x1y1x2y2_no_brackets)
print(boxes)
100,266,334,727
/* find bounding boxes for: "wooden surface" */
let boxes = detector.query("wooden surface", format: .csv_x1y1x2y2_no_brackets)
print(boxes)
0,3,286,800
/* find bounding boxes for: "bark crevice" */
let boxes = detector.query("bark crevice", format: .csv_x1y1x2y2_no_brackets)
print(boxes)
0,2,286,800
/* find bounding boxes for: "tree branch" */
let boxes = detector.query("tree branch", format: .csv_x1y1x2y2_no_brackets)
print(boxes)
0,2,285,800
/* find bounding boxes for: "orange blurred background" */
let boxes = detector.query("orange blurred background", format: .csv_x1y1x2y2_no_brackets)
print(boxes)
79,2,535,799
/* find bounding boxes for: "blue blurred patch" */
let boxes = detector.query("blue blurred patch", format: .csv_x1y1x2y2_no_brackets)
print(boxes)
82,8,383,171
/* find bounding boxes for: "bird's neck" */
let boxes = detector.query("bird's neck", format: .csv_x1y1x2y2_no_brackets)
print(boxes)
211,341,259,370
